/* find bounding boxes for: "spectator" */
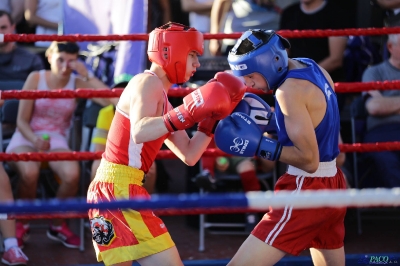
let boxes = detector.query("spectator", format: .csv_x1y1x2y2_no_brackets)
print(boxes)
148,0,171,31
360,33,400,188
24,0,61,46
279,0,355,110
276,0,300,10
0,10,44,81
370,0,400,60
375,0,400,27
0,1,25,26
209,0,282,56
6,41,111,249
0,87,27,266
170,0,189,25
63,0,148,82
24,0,62,68
89,74,159,194
0,164,28,265
181,0,214,56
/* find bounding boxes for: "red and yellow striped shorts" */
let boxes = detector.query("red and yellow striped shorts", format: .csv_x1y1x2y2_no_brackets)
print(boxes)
87,159,174,265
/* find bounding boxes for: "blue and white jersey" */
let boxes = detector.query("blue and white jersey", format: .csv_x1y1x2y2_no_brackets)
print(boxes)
275,58,340,162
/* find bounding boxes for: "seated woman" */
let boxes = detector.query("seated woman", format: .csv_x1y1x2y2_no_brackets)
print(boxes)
6,41,111,249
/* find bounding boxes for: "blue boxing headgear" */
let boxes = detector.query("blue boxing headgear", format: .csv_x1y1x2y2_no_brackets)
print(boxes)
228,30,290,90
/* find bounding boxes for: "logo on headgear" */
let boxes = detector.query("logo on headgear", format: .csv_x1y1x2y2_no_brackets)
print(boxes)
229,64,248,71
230,137,249,154
90,216,116,246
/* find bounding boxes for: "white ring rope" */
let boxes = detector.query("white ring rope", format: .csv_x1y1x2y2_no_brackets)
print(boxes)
0,188,399,219
247,188,400,210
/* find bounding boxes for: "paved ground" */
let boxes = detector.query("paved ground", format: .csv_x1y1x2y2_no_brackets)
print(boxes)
8,208,400,266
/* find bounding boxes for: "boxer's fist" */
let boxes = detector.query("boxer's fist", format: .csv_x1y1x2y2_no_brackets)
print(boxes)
213,72,246,111
233,93,277,133
163,72,246,132
214,112,282,161
197,117,219,137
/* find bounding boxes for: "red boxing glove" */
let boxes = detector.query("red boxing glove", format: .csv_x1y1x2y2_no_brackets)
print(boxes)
197,118,218,137
213,72,246,112
163,72,246,132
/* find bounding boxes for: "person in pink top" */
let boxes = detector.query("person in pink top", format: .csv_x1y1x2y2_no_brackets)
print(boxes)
6,41,111,249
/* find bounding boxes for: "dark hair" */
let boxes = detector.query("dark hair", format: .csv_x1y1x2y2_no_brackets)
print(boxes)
159,22,191,31
0,10,14,25
45,41,80,57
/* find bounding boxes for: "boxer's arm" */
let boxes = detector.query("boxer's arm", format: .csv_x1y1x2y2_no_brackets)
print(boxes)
366,94,400,116
275,80,320,173
126,73,213,164
197,118,218,137
129,74,170,144
164,130,213,166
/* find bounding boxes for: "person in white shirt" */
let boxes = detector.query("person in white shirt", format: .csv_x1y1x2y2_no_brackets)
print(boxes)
181,0,214,56
24,0,61,48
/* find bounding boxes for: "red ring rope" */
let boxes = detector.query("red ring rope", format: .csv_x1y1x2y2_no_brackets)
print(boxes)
1,80,400,100
0,142,399,162
2,27,400,42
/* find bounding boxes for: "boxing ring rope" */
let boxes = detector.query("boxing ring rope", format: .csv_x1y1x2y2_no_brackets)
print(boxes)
1,27,400,43
2,80,400,100
1,141,400,162
0,188,399,220
0,28,399,227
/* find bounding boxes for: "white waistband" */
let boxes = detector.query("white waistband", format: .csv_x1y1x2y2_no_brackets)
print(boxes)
287,159,337,177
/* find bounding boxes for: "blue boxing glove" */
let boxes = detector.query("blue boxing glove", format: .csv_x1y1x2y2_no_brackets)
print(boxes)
233,93,277,134
214,112,282,161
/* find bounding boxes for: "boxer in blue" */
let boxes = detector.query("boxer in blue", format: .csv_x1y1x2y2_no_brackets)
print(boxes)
215,30,347,266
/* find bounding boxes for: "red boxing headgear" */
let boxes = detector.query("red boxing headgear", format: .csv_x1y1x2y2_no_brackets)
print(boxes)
147,22,204,84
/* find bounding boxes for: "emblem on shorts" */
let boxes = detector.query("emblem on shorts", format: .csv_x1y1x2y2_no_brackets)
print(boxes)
90,216,116,246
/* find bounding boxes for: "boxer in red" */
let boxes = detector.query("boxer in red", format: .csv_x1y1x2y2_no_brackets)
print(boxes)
87,22,246,266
